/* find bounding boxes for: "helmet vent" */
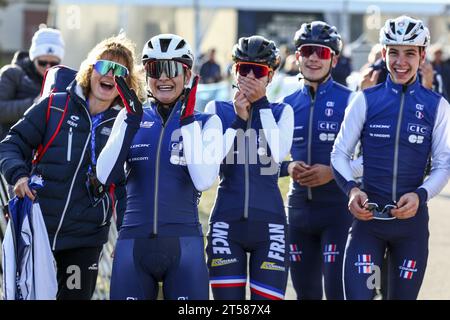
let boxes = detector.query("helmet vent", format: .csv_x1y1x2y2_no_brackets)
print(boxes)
159,38,171,53
405,22,416,35
175,39,186,50
390,21,396,34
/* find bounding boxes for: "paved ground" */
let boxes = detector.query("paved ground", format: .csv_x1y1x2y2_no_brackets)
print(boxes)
417,182,450,299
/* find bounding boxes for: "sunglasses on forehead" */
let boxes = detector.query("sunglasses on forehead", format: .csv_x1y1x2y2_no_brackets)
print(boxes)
298,45,333,60
93,59,129,77
236,62,272,78
37,59,60,68
145,60,187,79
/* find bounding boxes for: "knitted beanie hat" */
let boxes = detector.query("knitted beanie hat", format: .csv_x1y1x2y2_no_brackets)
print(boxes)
29,27,65,61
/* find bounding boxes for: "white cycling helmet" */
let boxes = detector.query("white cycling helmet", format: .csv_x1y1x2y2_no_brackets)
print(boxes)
379,16,430,47
142,33,194,69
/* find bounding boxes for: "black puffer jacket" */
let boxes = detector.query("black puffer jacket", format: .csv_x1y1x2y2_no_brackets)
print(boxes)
0,80,126,251
0,51,43,140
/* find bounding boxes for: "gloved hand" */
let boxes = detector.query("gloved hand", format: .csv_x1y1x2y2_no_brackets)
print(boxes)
114,76,143,116
180,75,200,125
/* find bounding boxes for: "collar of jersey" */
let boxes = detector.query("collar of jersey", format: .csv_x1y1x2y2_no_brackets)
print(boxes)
385,74,421,95
300,76,334,96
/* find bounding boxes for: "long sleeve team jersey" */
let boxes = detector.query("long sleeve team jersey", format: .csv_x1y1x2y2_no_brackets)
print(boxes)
205,96,294,223
331,76,450,207
97,101,223,238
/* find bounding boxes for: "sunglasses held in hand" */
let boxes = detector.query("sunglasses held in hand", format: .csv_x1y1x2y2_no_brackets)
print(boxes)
364,200,397,220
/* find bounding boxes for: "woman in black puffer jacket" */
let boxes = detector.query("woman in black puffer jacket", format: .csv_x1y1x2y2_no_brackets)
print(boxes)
0,27,65,140
0,34,145,300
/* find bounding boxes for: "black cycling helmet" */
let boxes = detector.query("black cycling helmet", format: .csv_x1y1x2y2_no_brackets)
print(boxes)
232,35,281,70
294,21,343,55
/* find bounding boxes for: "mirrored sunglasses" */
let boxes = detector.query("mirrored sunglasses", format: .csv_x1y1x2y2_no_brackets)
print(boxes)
37,60,60,68
298,45,333,60
93,59,129,77
365,202,397,220
145,60,186,79
236,62,271,78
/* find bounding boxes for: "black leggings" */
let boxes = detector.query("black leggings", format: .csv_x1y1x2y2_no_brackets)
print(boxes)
53,246,103,300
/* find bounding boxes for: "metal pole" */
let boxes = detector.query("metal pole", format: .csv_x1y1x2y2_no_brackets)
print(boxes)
341,0,350,45
194,0,201,56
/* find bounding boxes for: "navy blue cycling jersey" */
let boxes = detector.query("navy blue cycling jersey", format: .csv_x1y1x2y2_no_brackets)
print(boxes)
205,96,294,224
332,76,450,206
280,77,356,206
97,101,222,238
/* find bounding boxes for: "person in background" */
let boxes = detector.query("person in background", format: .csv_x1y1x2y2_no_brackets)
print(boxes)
0,26,65,140
199,48,222,84
331,47,352,86
429,43,450,99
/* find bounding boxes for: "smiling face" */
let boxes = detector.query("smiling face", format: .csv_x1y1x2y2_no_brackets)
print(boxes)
383,45,425,85
146,61,191,106
89,54,128,105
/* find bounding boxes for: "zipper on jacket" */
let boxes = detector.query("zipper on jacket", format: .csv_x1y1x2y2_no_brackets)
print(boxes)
152,105,177,237
101,194,109,226
67,127,73,162
306,91,316,201
243,110,253,220
392,88,406,203
52,105,92,250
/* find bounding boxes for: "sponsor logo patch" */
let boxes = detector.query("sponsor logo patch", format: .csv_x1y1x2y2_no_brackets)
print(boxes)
260,261,286,272
211,258,238,267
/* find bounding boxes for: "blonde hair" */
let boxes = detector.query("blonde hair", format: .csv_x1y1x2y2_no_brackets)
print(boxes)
76,34,146,104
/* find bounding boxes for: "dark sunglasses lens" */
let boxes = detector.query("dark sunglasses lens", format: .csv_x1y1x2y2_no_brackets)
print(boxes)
365,203,378,211
146,61,184,79
237,64,250,76
237,64,269,78
38,60,59,67
300,46,332,59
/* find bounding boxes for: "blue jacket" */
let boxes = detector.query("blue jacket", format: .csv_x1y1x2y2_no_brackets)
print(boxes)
280,77,355,206
0,81,126,251
331,76,450,207
205,96,294,223
97,101,222,239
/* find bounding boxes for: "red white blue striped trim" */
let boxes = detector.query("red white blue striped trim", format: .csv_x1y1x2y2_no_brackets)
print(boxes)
249,280,284,300
399,259,417,280
210,275,246,288
289,244,301,262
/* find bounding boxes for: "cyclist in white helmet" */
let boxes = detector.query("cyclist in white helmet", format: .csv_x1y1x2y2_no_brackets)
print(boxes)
331,16,450,299
97,34,223,300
